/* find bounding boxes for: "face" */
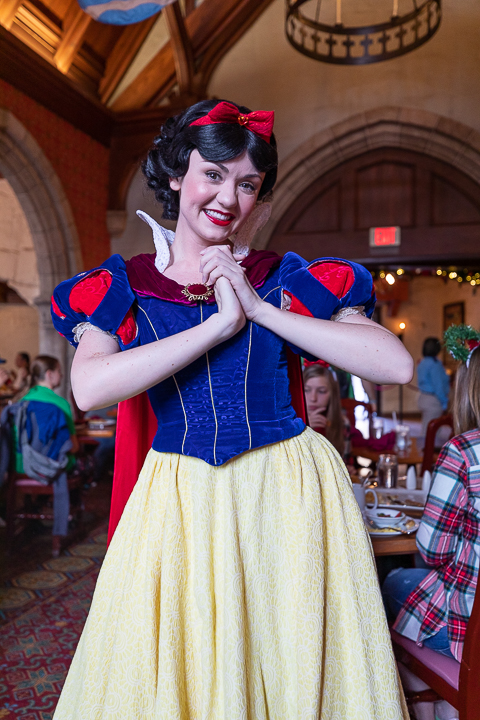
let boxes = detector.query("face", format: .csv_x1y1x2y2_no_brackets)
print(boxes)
304,375,331,415
169,149,265,245
15,354,25,368
46,366,62,390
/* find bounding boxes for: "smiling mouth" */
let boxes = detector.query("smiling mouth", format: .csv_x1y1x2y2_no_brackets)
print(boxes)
203,209,235,226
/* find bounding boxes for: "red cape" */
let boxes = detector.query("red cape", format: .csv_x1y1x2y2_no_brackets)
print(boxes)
107,348,307,544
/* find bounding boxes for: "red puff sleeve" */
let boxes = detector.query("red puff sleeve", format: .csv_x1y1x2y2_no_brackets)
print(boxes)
56,269,137,346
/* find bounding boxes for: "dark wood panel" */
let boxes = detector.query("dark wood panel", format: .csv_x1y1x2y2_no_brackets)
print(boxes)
270,225,480,264
431,174,480,226
0,25,114,146
355,161,415,229
269,148,480,264
292,181,341,233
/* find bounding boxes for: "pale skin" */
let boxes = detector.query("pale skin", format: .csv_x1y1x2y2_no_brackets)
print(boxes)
72,149,413,411
304,375,331,430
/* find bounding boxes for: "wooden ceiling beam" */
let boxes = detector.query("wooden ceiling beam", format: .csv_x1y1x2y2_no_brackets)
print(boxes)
198,0,276,92
0,0,23,31
184,0,195,17
111,0,272,112
54,4,92,74
99,15,157,105
164,2,194,94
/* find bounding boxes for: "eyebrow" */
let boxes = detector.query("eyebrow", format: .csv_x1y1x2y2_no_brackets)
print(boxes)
202,160,262,181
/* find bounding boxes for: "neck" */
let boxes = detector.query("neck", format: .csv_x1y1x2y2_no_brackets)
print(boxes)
163,217,233,285
35,381,53,390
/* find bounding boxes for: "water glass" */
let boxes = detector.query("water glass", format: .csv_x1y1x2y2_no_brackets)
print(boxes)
377,453,398,489
372,416,384,439
394,424,411,455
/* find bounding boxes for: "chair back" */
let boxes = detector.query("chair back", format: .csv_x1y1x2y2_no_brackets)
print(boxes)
421,414,454,476
458,581,480,718
341,398,373,428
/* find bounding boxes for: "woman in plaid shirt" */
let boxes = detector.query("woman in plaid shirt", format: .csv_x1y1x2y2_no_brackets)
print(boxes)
383,333,480,719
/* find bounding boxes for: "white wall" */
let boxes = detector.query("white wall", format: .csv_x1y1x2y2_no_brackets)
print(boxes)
111,167,176,260
0,178,39,305
0,304,39,370
209,0,480,165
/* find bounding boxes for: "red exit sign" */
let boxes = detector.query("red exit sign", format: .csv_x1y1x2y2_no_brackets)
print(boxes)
369,226,401,247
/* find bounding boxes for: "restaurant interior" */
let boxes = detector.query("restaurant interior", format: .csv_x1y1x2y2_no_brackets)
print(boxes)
1,0,480,718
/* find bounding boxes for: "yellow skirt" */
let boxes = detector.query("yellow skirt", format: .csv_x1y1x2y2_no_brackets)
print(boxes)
54,428,408,719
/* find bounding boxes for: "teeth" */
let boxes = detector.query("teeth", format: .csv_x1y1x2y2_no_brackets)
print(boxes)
205,210,232,220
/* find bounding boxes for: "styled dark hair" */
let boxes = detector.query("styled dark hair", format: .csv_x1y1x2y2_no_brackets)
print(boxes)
30,355,60,387
142,99,278,220
423,337,441,358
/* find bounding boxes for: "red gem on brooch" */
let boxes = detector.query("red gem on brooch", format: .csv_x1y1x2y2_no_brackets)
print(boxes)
182,284,215,302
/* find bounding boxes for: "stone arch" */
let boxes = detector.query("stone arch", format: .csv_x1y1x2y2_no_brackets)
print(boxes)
0,108,82,388
256,107,480,250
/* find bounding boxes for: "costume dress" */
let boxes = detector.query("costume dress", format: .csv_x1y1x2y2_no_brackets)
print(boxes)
50,240,408,720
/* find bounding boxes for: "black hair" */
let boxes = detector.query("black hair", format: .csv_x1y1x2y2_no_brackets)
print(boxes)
423,337,442,358
142,99,278,220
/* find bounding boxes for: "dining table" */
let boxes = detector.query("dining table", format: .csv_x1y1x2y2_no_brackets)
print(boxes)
370,532,418,557
352,437,424,468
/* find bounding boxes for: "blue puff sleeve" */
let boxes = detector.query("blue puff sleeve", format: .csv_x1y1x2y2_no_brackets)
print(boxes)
279,253,376,320
51,254,138,349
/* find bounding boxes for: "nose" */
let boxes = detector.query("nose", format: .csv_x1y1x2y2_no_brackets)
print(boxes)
216,179,237,209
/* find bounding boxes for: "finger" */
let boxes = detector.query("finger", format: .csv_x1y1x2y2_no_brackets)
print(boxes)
200,245,234,260
203,261,247,286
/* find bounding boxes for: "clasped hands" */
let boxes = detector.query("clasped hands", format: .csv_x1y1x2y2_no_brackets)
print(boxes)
199,245,265,327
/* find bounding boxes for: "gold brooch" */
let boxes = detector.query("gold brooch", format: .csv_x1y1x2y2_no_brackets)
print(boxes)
181,283,215,302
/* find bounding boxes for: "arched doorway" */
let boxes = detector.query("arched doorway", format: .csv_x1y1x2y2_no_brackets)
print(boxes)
267,147,480,264
0,109,82,392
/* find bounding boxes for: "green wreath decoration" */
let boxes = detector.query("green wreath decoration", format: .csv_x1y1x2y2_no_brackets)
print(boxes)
443,324,480,363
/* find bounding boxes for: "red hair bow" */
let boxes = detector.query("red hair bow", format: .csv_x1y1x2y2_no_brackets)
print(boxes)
303,359,330,369
190,102,274,142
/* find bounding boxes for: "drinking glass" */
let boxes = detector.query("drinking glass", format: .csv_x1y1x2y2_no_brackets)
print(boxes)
377,453,398,489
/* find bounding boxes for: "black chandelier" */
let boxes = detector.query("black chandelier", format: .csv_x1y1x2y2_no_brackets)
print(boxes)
285,0,442,65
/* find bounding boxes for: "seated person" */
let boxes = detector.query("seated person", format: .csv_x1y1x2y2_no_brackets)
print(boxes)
14,355,78,554
382,333,480,720
303,361,348,458
303,361,394,460
11,351,31,397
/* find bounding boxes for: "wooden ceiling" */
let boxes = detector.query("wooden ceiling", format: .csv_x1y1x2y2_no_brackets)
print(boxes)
0,0,274,112
0,0,275,212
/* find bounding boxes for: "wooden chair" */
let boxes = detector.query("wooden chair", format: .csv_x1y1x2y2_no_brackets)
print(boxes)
391,581,480,719
6,469,83,556
420,414,454,476
4,411,86,556
341,398,373,428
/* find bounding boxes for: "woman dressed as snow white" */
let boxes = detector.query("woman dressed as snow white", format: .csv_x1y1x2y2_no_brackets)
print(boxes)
51,100,413,719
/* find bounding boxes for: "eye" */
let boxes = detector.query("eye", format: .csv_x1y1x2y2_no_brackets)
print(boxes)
206,170,221,181
240,181,256,193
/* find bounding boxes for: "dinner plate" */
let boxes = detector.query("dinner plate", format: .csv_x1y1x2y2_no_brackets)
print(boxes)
365,515,419,536
375,488,426,512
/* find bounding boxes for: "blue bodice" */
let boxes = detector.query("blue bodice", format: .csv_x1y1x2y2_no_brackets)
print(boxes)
51,251,375,466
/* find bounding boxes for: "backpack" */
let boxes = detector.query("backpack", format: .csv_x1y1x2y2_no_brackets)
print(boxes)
17,401,71,485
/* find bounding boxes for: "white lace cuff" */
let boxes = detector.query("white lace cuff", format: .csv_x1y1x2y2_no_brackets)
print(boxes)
73,322,119,344
330,306,366,322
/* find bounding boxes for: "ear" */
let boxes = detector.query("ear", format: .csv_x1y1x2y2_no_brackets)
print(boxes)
169,176,182,192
